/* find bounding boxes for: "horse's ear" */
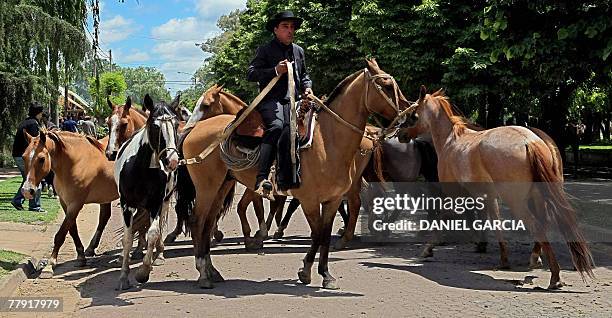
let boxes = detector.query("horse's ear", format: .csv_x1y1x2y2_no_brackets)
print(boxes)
143,94,154,112
419,85,427,102
366,58,380,74
107,97,113,110
24,129,33,144
39,131,46,145
170,94,181,111
125,96,132,111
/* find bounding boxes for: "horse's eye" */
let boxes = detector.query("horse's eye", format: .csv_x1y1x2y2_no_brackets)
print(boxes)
38,157,45,164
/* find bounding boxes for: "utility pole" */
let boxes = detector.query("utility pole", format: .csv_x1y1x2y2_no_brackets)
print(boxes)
109,49,112,71
92,0,100,115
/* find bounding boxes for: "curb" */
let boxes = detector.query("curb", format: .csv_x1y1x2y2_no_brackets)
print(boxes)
0,257,40,297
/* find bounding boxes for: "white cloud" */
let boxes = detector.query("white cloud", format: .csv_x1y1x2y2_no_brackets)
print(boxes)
196,0,246,19
121,50,151,63
100,15,141,44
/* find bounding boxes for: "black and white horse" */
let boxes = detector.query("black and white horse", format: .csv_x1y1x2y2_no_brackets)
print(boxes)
114,94,180,290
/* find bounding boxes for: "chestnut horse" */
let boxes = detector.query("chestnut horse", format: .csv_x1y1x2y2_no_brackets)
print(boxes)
21,131,118,277
403,87,593,289
178,59,410,289
105,97,147,160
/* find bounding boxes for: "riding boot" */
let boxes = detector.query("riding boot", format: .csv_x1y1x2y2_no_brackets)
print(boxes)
255,143,275,200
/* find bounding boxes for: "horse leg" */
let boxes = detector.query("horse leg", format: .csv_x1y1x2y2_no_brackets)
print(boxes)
253,194,268,240
135,207,162,284
131,230,146,261
319,199,343,289
540,240,563,289
274,198,300,239
486,198,510,269
117,206,135,290
41,200,74,278
164,213,183,244
68,219,87,267
236,191,259,250
336,200,348,236
85,203,112,257
297,200,322,285
529,242,543,269
194,178,232,288
265,195,287,237
335,183,361,250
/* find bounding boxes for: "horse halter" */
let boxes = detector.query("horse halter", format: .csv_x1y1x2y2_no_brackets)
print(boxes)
150,111,178,166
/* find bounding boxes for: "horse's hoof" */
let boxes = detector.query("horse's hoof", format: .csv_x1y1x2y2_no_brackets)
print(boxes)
254,229,268,240
322,278,339,290
198,278,214,289
272,230,284,239
245,238,264,251
116,277,131,290
475,242,488,253
547,281,565,290
153,256,166,266
529,261,543,269
336,227,345,236
84,248,95,257
214,230,224,243
333,238,348,250
39,266,54,279
164,233,177,244
298,268,311,284
134,267,150,284
211,269,225,283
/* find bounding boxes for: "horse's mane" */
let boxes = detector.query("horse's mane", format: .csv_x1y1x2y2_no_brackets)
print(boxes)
48,131,105,154
430,90,482,136
325,70,363,106
219,90,247,107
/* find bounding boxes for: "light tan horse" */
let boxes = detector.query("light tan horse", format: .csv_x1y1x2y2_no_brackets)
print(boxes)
178,59,410,289
403,86,594,289
21,131,118,277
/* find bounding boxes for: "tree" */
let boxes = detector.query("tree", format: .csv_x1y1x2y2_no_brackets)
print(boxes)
89,71,127,117
118,66,171,105
0,0,88,164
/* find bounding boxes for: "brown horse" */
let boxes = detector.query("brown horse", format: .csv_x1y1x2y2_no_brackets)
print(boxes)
21,131,118,277
105,96,147,160
165,84,270,248
403,87,594,289
178,59,410,289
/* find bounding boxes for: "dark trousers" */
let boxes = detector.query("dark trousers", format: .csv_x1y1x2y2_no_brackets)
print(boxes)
256,100,290,183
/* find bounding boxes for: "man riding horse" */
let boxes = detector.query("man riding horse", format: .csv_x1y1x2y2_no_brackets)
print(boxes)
247,10,313,198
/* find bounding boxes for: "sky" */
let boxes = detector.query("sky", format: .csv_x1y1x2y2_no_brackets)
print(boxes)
87,0,246,95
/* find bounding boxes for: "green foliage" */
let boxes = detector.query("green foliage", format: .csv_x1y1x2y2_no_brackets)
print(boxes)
89,71,127,117
118,66,171,105
0,249,26,279
0,0,88,154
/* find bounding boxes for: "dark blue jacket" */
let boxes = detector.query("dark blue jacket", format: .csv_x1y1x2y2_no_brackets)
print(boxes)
12,117,40,157
247,38,312,102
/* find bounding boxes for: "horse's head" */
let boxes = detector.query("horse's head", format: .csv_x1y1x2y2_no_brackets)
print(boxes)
21,131,54,199
168,94,191,122
401,85,467,139
143,94,180,172
363,58,412,122
106,96,147,160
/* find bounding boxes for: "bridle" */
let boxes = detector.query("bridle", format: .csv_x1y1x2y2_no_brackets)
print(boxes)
149,109,179,166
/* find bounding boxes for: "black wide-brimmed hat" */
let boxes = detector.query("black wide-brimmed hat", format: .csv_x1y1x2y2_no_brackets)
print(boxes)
266,11,303,32
28,102,44,117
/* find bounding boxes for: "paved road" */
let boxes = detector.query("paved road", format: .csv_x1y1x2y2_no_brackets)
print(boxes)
8,186,612,317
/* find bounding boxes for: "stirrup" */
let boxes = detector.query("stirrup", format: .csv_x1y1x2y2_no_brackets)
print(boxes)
254,180,275,201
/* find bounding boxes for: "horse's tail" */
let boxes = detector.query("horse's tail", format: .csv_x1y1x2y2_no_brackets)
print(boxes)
526,142,594,280
175,163,195,237
218,177,235,220
528,127,563,179
372,141,386,183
